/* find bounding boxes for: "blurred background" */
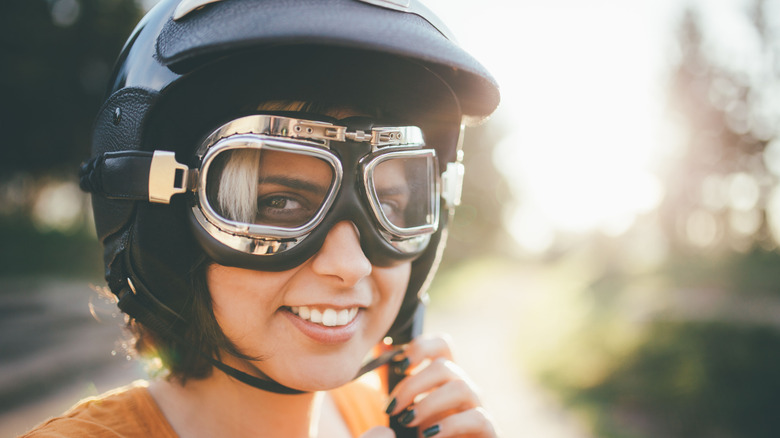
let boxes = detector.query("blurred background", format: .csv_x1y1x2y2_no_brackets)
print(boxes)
3,0,780,436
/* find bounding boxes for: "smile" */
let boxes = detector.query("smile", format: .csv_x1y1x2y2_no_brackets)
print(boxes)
289,306,360,327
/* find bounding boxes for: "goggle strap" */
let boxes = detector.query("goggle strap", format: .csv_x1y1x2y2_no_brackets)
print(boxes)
80,150,192,204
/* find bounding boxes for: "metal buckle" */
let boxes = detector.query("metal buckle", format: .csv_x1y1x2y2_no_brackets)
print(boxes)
346,126,425,150
292,120,346,142
345,130,373,143
149,151,190,204
371,127,423,149
127,277,138,295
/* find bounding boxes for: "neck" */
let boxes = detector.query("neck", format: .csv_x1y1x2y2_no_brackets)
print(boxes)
150,368,323,438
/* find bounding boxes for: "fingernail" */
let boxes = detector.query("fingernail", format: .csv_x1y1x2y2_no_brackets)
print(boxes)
423,425,440,437
398,409,415,426
393,357,410,375
384,397,397,415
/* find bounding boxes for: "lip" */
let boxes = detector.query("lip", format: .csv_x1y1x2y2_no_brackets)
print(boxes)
281,307,361,344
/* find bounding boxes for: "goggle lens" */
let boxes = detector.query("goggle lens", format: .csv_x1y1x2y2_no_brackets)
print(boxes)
206,148,336,229
369,153,437,233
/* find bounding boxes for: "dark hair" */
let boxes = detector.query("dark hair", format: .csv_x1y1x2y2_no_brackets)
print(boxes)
128,256,256,382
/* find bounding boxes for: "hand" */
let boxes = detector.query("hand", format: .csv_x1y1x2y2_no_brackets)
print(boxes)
385,335,497,437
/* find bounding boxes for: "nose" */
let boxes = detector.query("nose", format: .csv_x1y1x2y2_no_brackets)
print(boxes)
310,221,372,286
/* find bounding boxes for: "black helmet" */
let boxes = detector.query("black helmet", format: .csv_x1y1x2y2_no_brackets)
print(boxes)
81,0,499,393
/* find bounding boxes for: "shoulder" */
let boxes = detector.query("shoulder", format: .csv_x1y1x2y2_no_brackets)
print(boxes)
330,374,389,436
20,381,178,438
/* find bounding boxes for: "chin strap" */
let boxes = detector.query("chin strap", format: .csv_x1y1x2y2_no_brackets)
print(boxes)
117,287,401,395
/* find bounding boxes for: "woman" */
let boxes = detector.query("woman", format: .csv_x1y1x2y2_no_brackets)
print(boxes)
25,0,500,436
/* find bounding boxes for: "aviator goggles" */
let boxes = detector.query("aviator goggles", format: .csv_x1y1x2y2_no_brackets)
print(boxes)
120,114,464,270
80,114,464,270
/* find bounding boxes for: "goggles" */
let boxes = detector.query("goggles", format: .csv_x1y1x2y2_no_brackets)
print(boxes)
80,114,464,270
191,114,440,269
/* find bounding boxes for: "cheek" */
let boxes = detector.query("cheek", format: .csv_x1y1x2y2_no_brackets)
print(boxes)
206,265,288,342
207,268,253,339
373,262,412,325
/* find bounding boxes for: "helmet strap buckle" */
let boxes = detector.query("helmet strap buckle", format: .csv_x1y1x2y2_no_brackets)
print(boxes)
149,151,192,204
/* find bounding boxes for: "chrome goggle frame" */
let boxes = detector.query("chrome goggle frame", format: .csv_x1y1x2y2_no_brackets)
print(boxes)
189,114,440,262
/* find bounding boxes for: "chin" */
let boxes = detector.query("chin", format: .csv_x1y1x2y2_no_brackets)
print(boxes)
272,355,365,392
284,370,357,392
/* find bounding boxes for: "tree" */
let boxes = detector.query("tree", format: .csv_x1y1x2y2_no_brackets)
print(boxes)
660,0,780,253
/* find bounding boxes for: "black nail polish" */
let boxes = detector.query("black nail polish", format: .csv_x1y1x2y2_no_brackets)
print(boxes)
393,357,410,375
385,398,397,415
398,409,415,426
423,425,440,437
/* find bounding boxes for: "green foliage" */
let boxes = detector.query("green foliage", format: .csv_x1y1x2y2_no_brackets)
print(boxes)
658,249,780,296
0,216,102,279
530,246,780,438
568,321,780,438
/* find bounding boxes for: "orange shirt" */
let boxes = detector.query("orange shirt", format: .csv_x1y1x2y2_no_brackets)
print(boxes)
22,379,388,437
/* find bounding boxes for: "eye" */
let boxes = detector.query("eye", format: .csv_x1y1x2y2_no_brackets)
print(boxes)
379,199,406,226
380,200,397,217
256,194,315,227
263,196,303,210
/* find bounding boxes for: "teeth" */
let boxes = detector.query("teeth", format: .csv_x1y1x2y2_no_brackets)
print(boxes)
290,305,359,327
310,309,323,324
322,309,337,326
337,309,349,325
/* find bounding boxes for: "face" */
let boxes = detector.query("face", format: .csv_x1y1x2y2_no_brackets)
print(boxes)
207,145,412,391
207,227,410,391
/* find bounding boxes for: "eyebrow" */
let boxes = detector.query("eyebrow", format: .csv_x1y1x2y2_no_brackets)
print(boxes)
259,175,330,196
375,185,410,197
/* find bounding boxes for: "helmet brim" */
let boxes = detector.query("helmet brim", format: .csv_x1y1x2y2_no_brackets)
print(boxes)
155,0,500,120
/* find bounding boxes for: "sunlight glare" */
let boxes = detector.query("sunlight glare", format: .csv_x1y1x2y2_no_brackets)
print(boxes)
427,0,675,242
686,209,719,247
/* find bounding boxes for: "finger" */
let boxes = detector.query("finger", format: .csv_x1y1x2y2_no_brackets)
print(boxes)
358,426,396,438
387,358,469,415
401,379,480,428
418,407,497,438
396,334,454,373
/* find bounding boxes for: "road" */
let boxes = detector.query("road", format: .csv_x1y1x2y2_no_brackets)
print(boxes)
0,278,146,437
